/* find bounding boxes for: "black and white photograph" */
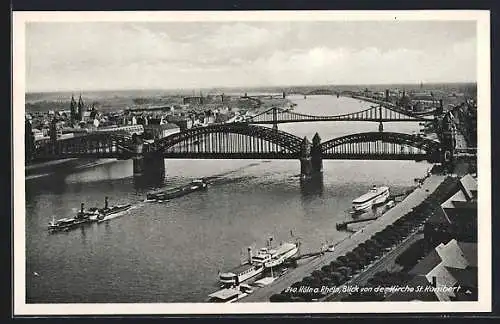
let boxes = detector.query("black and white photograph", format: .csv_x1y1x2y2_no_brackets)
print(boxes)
13,10,490,315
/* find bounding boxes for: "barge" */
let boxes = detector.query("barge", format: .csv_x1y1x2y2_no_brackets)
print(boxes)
146,179,208,202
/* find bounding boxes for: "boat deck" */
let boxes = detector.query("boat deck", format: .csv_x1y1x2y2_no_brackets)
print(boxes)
240,175,445,302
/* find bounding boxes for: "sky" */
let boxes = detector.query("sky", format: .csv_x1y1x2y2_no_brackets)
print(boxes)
25,21,477,92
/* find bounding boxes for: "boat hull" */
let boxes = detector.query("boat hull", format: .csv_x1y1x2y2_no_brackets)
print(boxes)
219,265,264,286
352,187,390,211
48,218,93,232
264,246,299,268
48,204,132,232
146,181,207,201
94,204,132,222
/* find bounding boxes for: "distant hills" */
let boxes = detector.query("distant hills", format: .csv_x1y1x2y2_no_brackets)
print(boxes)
25,82,476,105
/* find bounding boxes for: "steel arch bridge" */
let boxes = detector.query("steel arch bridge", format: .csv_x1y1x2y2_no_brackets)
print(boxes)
150,123,304,159
32,125,441,163
34,131,137,160
320,132,441,161
246,105,433,125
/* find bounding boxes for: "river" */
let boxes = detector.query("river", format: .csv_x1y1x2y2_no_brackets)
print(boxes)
25,95,430,303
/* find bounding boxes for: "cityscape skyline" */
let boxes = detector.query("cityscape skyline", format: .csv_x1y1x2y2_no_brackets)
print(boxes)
25,20,477,92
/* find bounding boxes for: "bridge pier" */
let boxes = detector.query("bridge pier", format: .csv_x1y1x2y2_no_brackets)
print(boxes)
132,138,165,177
133,153,165,176
299,135,323,179
311,133,323,173
300,157,313,179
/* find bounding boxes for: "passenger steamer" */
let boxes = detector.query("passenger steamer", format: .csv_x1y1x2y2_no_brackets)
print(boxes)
48,197,131,232
218,238,299,287
351,185,390,212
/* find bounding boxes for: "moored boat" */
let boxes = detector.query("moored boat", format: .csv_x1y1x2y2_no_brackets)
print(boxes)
218,237,299,287
219,247,265,287
352,185,390,212
207,287,249,303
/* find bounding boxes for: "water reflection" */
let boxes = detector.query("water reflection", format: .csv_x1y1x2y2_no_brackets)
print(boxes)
133,171,166,191
299,174,324,198
80,226,87,246
26,173,69,197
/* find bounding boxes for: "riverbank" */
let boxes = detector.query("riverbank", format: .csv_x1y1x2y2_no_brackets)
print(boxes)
25,158,118,180
241,173,446,302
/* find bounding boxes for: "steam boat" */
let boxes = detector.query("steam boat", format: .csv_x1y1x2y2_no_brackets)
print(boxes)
352,185,390,212
48,197,131,232
146,179,208,202
218,238,299,286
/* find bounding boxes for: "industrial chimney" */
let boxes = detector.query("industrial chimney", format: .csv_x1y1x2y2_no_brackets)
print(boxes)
385,89,390,102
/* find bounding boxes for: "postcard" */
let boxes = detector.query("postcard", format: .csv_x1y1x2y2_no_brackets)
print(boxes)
13,10,490,315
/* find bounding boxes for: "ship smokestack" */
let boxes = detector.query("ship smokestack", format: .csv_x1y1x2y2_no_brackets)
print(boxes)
80,203,84,213
104,196,109,209
247,247,253,264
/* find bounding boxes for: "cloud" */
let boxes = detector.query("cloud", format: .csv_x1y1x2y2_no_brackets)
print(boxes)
25,22,477,91
205,23,275,50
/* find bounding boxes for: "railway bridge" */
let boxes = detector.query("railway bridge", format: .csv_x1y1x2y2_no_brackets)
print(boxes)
34,123,444,178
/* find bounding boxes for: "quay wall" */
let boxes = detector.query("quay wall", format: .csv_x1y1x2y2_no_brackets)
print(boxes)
241,173,446,302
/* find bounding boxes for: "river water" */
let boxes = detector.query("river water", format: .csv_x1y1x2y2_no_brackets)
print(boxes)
25,95,430,303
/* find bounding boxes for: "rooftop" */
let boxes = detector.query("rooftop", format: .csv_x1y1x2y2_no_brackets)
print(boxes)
459,174,478,201
446,266,478,288
208,288,241,300
441,189,468,209
409,249,442,276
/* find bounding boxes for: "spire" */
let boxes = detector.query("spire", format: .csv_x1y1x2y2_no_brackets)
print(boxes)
70,94,77,123
77,93,84,120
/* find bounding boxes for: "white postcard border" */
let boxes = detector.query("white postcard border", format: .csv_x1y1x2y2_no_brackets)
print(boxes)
13,10,491,315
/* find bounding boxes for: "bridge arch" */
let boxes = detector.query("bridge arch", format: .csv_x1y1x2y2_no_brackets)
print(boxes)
151,123,304,159
247,105,432,125
320,132,441,160
35,131,136,159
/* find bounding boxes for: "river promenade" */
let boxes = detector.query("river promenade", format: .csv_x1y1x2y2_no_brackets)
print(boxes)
241,173,446,302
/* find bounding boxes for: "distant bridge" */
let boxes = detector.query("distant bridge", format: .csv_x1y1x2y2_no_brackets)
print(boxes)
245,105,433,125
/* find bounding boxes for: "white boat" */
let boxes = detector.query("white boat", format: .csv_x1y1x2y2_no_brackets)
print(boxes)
252,242,299,269
218,262,264,286
207,288,248,303
352,185,390,212
218,240,298,286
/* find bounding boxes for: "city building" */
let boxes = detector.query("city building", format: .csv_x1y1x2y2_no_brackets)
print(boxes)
183,96,204,105
386,238,477,301
143,123,180,140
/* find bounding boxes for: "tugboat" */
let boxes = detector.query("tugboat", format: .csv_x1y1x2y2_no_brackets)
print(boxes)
146,179,208,202
48,197,132,232
48,203,94,233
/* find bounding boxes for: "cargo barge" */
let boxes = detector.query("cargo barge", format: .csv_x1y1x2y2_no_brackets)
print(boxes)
145,179,208,202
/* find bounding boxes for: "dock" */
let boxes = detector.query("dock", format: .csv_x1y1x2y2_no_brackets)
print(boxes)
240,174,446,302
336,217,378,230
